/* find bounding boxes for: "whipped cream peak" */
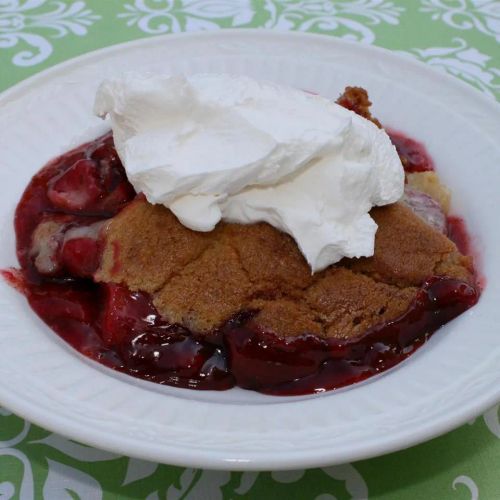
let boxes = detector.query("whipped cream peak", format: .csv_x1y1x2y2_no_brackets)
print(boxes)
95,73,404,272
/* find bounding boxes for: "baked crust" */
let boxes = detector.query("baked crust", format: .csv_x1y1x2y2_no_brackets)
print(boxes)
93,86,473,339
96,198,473,339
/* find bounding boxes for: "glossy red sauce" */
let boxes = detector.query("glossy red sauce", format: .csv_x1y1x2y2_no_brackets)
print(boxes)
4,132,480,395
447,216,471,255
388,130,435,173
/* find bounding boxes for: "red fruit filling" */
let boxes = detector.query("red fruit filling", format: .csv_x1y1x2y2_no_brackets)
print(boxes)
447,216,471,256
60,236,102,277
226,277,477,394
5,132,480,395
388,130,435,173
100,283,161,345
48,159,102,211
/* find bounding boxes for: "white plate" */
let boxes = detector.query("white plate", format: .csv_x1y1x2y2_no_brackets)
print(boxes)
0,30,499,471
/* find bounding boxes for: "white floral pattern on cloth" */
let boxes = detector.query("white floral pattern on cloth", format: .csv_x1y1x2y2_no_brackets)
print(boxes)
0,1,500,499
452,475,479,500
0,410,34,500
43,460,104,500
420,0,500,42
261,0,404,42
273,465,369,499
483,404,500,438
0,409,115,498
0,0,100,66
167,469,232,500
403,37,500,98
146,466,368,500
0,404,373,500
117,0,404,42
468,403,500,438
118,0,255,34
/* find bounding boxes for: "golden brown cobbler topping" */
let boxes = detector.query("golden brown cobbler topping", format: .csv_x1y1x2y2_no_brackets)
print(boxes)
94,86,473,339
96,198,472,339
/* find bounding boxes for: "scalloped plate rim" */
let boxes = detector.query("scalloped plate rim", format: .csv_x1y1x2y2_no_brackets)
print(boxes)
0,30,499,470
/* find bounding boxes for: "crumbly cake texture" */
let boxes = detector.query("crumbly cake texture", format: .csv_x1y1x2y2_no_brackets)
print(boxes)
94,86,473,339
96,199,472,339
335,86,382,128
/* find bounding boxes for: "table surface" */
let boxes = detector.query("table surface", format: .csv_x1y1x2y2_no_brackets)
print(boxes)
1,1,499,499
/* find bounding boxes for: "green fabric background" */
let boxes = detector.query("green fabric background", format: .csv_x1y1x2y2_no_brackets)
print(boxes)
1,1,499,499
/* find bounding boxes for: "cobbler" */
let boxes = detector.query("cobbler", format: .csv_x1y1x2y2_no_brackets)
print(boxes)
4,87,479,395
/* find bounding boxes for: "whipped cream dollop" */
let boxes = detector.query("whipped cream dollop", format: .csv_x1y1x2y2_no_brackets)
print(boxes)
94,73,404,272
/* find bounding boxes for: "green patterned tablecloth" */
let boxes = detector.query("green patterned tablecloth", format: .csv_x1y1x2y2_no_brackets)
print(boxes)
1,1,499,499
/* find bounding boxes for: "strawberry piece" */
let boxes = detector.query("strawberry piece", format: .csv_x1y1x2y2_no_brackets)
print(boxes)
91,141,120,170
123,331,211,377
48,159,102,211
101,283,216,377
96,179,136,212
29,285,96,325
60,237,102,277
389,132,434,173
100,284,161,345
91,141,136,212
402,187,446,233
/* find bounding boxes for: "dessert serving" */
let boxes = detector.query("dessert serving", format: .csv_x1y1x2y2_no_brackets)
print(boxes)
5,74,480,396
